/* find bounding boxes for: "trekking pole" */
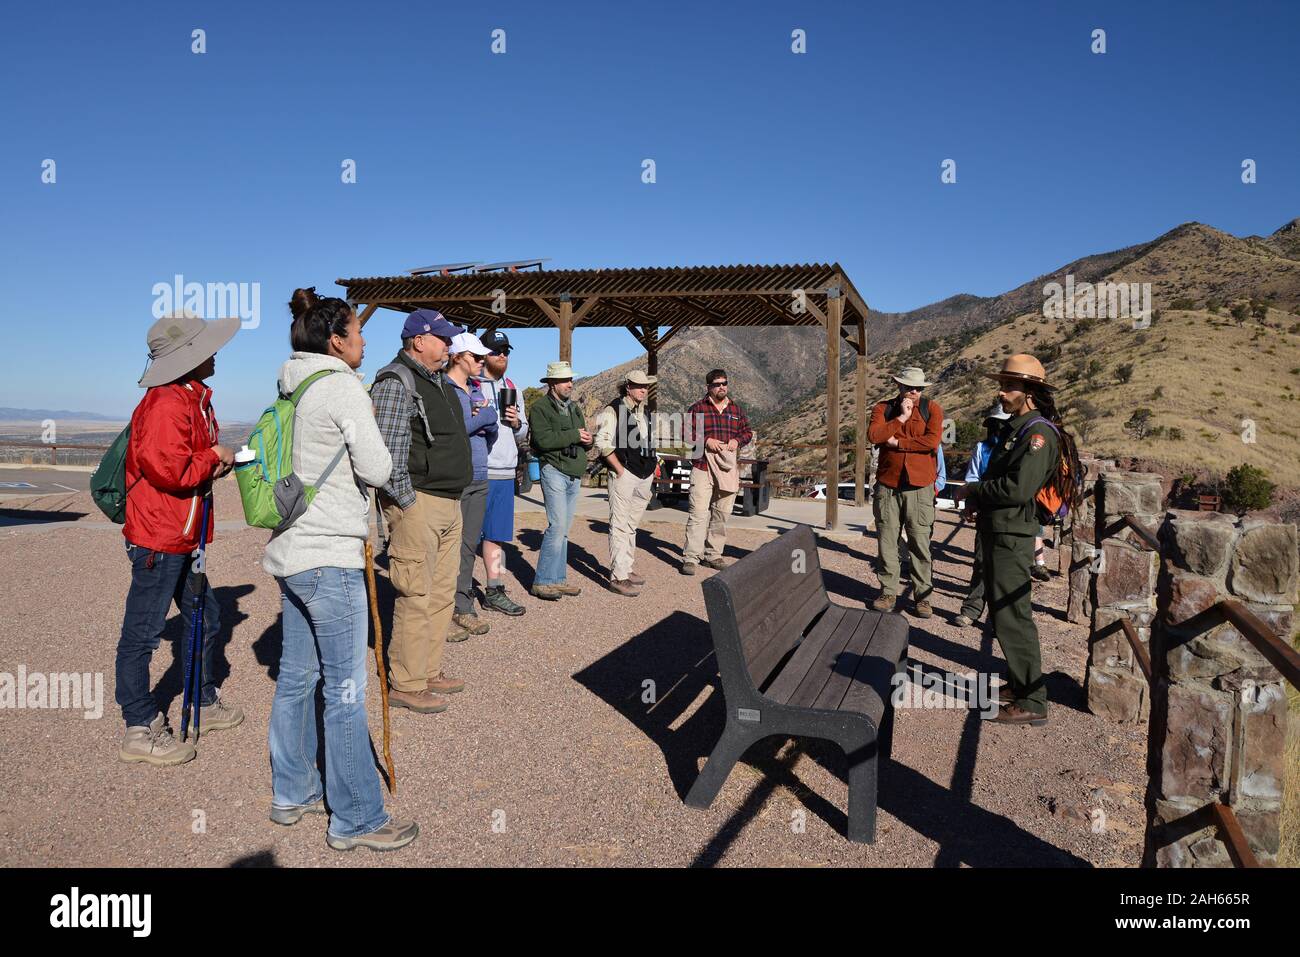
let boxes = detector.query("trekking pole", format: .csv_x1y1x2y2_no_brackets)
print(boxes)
364,540,396,793
180,494,212,743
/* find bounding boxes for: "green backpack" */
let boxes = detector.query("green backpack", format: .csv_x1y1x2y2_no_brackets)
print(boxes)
235,370,346,531
90,425,138,523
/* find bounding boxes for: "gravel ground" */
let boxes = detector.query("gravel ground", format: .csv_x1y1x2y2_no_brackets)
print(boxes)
0,483,1147,867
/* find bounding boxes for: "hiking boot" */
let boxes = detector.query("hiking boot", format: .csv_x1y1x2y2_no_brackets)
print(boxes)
426,672,464,694
912,599,933,619
531,584,563,600
184,692,244,740
871,594,897,613
326,818,419,852
700,558,728,570
1031,563,1052,582
626,572,646,586
996,684,1015,705
608,578,641,597
453,611,490,636
680,562,698,576
481,585,525,616
989,704,1048,727
270,798,326,826
388,688,449,714
953,613,976,628
445,621,470,643
554,582,582,597
119,713,196,767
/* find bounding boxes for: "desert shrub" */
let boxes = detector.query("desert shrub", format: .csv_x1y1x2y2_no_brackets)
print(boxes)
1167,427,1185,440
1123,407,1154,439
1221,464,1275,513
1170,297,1196,310
1116,362,1135,384
1206,298,1222,314
1231,302,1250,323
1151,385,1165,400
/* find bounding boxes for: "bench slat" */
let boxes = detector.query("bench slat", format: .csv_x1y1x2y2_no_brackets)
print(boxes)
780,607,866,710
745,585,829,687
810,613,886,712
839,613,910,719
761,603,849,701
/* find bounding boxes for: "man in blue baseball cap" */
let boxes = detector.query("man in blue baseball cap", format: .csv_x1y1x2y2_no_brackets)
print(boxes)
371,309,473,715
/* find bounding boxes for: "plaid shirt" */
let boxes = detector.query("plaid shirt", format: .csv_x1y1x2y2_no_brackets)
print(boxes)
371,361,446,509
683,396,753,471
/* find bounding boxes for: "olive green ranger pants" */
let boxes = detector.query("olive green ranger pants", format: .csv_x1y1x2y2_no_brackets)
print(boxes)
871,481,934,601
982,529,1048,715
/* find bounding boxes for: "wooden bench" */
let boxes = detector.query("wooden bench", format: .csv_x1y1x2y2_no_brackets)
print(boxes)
685,524,909,843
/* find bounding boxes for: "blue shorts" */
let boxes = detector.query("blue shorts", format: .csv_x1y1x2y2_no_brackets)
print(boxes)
480,478,516,543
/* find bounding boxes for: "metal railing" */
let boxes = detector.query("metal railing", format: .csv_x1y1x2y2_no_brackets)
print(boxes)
0,440,110,466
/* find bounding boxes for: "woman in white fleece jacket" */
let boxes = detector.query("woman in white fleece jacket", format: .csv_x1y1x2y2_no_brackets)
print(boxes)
262,288,417,853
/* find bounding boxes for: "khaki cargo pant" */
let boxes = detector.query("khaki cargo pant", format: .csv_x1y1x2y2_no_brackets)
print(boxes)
872,481,935,601
684,465,737,564
382,491,462,693
607,469,655,581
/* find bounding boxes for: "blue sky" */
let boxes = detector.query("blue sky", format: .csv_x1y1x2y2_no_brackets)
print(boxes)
2,0,1297,422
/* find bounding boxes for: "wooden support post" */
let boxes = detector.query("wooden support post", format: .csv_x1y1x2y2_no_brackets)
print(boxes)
645,324,660,414
855,310,868,508
826,288,842,531
356,303,379,328
559,295,573,364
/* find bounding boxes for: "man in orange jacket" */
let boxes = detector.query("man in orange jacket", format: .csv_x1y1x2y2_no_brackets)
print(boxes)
116,313,243,766
867,366,943,617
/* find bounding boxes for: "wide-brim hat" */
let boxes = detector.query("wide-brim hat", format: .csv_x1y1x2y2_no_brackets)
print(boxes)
541,360,576,382
625,370,657,386
139,312,240,388
983,353,1056,391
891,366,933,389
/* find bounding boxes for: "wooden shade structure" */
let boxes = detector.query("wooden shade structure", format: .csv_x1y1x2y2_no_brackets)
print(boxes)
337,264,871,529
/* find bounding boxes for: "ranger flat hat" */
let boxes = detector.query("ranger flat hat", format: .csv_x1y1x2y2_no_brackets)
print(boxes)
891,366,933,389
983,353,1056,391
625,370,658,386
541,360,576,382
139,312,240,388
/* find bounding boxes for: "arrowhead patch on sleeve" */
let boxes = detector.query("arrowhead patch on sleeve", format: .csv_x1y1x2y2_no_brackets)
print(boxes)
1029,434,1046,453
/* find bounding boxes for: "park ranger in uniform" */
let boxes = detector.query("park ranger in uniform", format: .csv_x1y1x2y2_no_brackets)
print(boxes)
954,354,1065,727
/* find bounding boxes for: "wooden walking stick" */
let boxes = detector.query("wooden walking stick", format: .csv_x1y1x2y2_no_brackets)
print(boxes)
365,541,396,793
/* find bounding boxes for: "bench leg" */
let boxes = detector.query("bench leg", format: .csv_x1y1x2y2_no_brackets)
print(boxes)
845,746,879,844
685,730,752,810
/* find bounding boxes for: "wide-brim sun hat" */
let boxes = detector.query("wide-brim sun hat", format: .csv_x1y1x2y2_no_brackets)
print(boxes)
541,360,577,382
139,312,240,388
625,370,658,386
891,366,933,389
983,353,1056,391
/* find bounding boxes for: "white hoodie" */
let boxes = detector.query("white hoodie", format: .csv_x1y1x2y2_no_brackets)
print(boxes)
262,352,393,579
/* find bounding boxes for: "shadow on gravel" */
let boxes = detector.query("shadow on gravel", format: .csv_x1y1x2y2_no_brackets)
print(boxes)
517,528,606,586
229,849,279,868
0,507,88,527
156,584,253,716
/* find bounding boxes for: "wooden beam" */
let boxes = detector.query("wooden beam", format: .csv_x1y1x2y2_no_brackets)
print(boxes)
656,324,686,350
826,291,843,531
559,297,573,364
855,309,867,507
626,326,649,350
803,296,828,328
645,324,660,415
356,303,379,328
531,297,561,327
572,296,601,326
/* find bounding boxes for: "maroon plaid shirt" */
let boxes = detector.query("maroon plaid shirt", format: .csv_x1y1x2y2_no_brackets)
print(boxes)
684,396,753,471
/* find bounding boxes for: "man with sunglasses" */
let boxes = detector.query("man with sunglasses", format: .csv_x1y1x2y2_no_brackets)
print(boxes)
475,330,529,617
866,366,944,618
681,369,752,575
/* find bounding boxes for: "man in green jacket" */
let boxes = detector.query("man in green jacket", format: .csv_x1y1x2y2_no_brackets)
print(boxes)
954,354,1070,727
529,361,594,599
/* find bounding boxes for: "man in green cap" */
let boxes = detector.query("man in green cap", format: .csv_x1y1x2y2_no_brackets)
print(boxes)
954,353,1079,726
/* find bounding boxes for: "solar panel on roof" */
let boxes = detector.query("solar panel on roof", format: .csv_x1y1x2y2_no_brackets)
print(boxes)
473,259,550,273
408,262,483,276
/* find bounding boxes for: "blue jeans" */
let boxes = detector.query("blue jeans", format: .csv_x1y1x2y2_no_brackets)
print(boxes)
116,540,221,728
536,463,580,586
270,567,388,838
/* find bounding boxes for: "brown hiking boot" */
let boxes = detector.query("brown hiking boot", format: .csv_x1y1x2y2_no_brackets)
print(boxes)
871,594,897,612
327,818,419,852
912,599,933,619
626,571,646,585
989,704,1048,727
388,688,449,714
119,713,196,767
445,621,470,643
426,672,465,694
954,613,976,628
183,692,244,741
531,584,563,600
996,684,1015,705
700,558,727,570
554,582,582,597
608,578,641,597
453,611,490,636
680,562,698,576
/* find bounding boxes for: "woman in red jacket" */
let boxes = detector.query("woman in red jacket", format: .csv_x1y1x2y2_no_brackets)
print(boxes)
116,313,241,766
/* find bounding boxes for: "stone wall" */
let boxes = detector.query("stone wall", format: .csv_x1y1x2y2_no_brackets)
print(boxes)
1083,471,1163,722
1145,510,1298,867
1066,457,1114,623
